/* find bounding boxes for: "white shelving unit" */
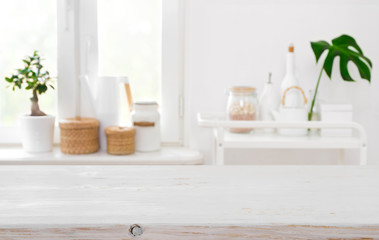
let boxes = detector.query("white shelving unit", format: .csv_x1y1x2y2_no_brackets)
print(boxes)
198,112,367,165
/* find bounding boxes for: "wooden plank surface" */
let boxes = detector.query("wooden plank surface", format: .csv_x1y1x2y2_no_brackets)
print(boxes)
1,225,379,239
1,166,379,238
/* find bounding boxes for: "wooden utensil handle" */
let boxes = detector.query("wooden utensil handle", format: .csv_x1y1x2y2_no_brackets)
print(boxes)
124,83,134,112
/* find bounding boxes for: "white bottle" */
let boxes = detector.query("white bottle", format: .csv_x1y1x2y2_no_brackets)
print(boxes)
131,101,161,152
259,73,279,133
280,43,303,108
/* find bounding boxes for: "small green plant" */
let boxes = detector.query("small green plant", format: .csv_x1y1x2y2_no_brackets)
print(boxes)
5,51,54,116
308,34,372,121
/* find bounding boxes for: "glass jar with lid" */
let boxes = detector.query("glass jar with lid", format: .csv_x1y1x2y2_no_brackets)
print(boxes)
226,86,258,133
131,101,160,152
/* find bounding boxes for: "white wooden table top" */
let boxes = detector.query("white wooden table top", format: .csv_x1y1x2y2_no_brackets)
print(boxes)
1,166,379,239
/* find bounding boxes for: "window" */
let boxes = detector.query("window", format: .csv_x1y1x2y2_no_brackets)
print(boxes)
58,0,184,145
0,0,57,133
0,0,183,145
97,0,162,125
98,0,161,102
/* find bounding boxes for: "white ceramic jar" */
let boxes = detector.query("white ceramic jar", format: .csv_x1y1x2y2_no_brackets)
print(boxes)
131,101,160,152
19,114,55,152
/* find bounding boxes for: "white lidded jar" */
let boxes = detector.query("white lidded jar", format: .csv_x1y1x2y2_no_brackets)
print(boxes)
131,101,160,152
226,86,258,133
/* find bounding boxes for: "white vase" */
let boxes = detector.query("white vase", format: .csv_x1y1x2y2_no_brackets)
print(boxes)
19,115,55,152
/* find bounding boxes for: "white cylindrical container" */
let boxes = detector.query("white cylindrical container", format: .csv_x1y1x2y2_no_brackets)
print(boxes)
131,101,160,152
19,114,55,152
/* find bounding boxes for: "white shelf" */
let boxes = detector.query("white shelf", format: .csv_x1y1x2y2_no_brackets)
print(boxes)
198,112,367,165
223,132,363,149
0,146,204,165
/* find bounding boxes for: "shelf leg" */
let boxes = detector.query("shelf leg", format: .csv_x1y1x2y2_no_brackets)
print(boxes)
216,127,225,166
338,149,344,165
212,137,217,165
360,145,367,165
216,143,224,166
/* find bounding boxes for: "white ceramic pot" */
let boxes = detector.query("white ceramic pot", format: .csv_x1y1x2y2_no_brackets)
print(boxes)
19,115,55,152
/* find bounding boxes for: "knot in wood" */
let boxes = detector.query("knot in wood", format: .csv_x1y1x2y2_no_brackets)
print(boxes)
130,224,143,237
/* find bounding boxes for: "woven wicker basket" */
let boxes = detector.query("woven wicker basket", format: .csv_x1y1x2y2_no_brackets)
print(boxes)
105,126,135,155
59,117,99,154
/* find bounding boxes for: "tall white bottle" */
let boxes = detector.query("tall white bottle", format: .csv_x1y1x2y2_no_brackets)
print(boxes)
259,73,279,133
280,43,303,108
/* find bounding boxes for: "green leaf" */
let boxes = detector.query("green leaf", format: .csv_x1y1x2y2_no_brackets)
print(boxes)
36,84,48,94
323,49,336,79
332,34,362,54
16,80,22,89
18,68,28,75
339,55,354,82
311,34,372,82
22,59,30,66
310,40,330,63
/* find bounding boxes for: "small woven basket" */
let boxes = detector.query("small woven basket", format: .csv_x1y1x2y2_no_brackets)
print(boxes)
59,117,99,154
105,126,135,155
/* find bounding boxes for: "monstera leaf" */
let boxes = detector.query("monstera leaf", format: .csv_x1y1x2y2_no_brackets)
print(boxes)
308,34,373,121
311,35,372,82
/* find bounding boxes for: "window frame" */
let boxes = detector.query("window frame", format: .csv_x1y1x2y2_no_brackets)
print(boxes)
58,0,185,145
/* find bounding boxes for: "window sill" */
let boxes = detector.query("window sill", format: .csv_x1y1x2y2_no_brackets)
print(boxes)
0,146,203,165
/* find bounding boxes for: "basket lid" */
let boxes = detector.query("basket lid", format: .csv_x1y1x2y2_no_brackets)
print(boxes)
59,117,99,129
105,126,135,136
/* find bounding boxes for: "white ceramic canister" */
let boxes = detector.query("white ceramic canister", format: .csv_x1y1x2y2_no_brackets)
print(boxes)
19,114,55,152
131,101,160,152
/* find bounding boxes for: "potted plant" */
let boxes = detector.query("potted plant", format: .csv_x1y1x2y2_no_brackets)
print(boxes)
308,34,372,121
5,51,55,152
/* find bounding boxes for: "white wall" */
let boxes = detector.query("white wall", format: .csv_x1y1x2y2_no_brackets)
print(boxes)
185,0,379,165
